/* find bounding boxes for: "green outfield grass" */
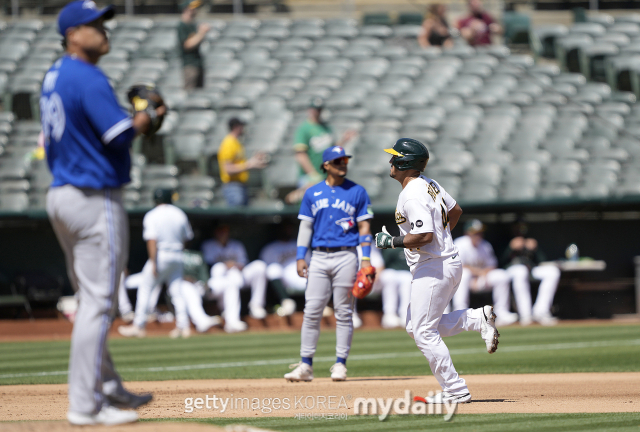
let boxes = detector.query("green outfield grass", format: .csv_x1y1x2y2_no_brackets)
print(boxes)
155,413,640,432
0,324,639,385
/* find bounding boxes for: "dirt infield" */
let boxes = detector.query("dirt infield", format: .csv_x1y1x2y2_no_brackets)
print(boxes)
1,372,639,424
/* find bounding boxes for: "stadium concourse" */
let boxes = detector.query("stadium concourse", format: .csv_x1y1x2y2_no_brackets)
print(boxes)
1,12,640,210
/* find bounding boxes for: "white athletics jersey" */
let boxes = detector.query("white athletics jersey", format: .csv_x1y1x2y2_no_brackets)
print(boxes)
142,204,193,252
453,235,498,270
395,176,458,268
260,240,297,266
201,239,248,266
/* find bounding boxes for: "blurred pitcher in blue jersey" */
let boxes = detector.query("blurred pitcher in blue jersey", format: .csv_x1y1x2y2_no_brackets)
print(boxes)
41,0,164,426
284,146,374,382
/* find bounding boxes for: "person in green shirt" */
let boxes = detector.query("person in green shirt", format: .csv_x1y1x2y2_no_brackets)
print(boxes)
286,97,356,203
177,0,209,91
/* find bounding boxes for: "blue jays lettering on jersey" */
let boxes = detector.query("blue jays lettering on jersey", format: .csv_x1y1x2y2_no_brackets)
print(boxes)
298,179,373,247
40,56,134,189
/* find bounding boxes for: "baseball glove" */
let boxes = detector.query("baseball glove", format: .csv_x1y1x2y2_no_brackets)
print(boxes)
352,266,376,299
127,83,166,136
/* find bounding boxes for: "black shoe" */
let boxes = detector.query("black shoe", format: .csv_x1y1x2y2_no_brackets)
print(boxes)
106,390,153,409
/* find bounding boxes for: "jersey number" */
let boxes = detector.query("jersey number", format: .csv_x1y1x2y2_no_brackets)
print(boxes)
40,92,66,142
440,204,450,230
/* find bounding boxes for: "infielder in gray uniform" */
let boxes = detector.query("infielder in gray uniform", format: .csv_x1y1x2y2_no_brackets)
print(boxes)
42,2,164,425
284,146,373,382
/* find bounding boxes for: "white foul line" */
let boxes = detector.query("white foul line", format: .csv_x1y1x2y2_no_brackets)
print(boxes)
1,338,639,380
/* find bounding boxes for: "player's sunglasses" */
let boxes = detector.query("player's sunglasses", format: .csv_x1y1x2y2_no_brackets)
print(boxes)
329,157,349,166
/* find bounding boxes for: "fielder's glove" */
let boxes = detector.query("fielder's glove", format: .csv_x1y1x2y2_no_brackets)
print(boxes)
127,83,166,136
352,266,376,299
374,226,393,249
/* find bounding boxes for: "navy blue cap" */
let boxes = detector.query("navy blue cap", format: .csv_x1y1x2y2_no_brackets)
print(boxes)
322,146,352,163
58,1,115,36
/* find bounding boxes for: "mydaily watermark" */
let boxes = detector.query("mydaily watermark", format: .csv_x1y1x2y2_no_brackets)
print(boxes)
184,390,457,421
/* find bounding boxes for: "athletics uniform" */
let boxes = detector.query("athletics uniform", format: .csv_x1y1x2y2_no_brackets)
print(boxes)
376,137,499,404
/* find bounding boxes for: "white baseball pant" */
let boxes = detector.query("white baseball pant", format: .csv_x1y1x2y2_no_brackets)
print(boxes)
373,268,412,321
208,260,267,323
266,262,308,292
117,273,132,316
119,272,162,318
506,264,561,319
453,267,512,319
405,255,484,395
133,251,187,329
180,280,214,330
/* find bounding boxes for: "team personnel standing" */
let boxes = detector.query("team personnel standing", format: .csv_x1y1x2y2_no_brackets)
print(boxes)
42,1,163,425
374,138,500,404
453,220,519,326
177,0,209,91
118,189,194,338
284,146,373,382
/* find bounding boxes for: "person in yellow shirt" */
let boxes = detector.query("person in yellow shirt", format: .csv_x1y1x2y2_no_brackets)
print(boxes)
217,118,268,206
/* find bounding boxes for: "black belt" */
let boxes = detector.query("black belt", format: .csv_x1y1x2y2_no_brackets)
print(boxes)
313,246,353,253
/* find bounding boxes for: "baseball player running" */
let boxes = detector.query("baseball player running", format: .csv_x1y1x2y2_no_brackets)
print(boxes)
42,1,163,425
284,146,373,382
374,138,499,404
119,189,194,338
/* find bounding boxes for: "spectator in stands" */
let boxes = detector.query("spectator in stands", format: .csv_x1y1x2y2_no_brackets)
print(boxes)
201,224,269,332
502,221,561,326
286,98,356,203
453,219,518,326
177,0,209,91
458,0,502,46
418,4,454,48
217,118,269,207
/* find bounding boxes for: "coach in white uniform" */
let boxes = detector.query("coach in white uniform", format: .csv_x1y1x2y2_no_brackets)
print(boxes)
202,224,268,332
453,220,519,326
375,138,500,404
118,189,194,338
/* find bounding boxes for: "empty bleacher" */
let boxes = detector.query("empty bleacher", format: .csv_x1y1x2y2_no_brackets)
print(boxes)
2,15,640,211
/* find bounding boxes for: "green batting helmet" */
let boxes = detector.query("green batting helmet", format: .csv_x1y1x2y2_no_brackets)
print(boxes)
153,188,174,204
383,138,430,172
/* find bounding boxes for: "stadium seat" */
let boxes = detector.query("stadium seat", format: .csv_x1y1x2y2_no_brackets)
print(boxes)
579,42,619,82
531,25,569,59
546,161,582,186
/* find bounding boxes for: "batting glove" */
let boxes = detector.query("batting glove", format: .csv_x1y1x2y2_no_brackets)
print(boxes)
374,226,393,249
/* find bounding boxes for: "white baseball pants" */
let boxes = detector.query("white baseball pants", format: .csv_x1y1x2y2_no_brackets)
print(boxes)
133,251,187,329
208,260,267,324
180,280,214,330
506,264,561,319
117,272,132,316
372,268,411,321
266,262,308,292
453,267,512,319
405,255,483,396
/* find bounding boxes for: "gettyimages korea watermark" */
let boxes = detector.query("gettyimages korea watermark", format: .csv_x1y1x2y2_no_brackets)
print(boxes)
183,390,458,421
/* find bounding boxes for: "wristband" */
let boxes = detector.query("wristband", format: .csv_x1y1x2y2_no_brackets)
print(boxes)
361,245,371,259
359,234,373,244
392,236,405,249
296,246,308,260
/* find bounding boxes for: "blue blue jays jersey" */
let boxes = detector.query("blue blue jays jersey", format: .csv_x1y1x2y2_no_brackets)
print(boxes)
298,179,373,247
40,56,133,189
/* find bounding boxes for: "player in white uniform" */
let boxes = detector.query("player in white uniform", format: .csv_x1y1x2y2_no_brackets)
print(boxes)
201,224,268,332
118,189,194,338
502,224,561,326
453,220,519,327
375,138,500,404
355,246,411,328
260,224,308,317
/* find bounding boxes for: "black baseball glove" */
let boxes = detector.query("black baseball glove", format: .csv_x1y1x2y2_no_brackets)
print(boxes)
127,84,166,136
